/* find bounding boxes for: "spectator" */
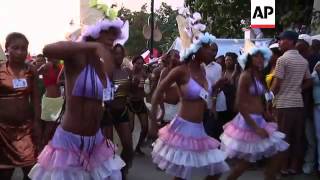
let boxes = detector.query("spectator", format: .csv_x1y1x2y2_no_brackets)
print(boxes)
312,61,320,176
203,43,228,139
271,31,313,175
220,52,241,122
296,38,318,174
0,32,41,180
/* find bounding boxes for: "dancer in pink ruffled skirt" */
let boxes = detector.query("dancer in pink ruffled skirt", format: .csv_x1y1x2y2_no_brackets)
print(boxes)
150,32,229,180
220,47,289,180
28,12,128,180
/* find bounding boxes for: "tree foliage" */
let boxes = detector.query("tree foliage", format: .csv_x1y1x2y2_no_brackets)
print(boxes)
118,3,178,57
186,0,315,38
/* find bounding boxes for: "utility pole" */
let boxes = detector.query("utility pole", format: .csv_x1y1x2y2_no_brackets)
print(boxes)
150,0,154,58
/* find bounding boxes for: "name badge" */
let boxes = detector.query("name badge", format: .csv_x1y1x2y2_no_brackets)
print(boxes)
199,88,209,101
60,86,65,96
114,84,119,92
103,87,115,102
12,78,28,89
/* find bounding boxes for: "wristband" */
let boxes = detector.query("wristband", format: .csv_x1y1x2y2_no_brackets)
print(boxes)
264,91,274,102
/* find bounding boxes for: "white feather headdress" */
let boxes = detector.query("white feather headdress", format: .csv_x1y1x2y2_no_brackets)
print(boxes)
176,7,216,61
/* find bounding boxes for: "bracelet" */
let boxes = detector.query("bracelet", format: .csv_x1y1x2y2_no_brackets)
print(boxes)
264,91,274,102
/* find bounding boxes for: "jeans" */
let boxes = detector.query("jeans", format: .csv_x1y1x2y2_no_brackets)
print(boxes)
314,105,320,171
303,117,317,173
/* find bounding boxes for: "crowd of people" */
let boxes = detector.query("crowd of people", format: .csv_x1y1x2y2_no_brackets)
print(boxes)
1,6,320,180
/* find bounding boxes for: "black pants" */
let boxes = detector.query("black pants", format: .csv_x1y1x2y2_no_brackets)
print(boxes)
203,110,236,140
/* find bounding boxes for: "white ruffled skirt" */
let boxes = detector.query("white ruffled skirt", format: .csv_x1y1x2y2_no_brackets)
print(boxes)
152,116,229,179
220,113,289,162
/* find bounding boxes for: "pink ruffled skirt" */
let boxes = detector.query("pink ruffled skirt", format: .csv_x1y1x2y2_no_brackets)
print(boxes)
220,113,289,162
28,126,125,180
152,116,229,179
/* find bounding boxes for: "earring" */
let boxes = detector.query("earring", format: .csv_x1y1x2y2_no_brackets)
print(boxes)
192,54,195,60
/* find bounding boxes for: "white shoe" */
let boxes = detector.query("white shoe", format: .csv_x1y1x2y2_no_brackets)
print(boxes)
302,163,315,174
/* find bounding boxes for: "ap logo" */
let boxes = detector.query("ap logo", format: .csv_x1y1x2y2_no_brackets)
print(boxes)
251,0,275,28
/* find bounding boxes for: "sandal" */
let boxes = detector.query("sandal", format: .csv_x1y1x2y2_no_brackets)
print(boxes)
280,170,289,176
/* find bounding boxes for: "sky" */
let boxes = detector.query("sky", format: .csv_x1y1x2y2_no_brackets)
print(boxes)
0,0,184,54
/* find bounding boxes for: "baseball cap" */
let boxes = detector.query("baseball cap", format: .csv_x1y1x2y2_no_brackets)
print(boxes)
278,31,299,41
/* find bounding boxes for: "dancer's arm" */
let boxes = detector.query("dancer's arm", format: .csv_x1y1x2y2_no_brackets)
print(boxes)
149,66,183,137
43,41,105,61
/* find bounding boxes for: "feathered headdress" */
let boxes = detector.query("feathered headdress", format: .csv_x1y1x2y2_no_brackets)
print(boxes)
238,42,272,70
176,7,216,61
76,0,129,45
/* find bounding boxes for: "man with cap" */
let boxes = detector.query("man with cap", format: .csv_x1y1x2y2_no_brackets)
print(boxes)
271,31,313,175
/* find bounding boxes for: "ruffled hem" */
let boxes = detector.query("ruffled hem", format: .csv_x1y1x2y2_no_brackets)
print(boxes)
29,155,125,180
152,139,227,167
153,155,229,179
223,121,278,142
37,140,117,170
158,125,220,152
220,132,289,162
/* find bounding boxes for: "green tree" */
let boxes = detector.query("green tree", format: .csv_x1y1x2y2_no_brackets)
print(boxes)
186,0,315,38
118,3,179,57
154,3,179,53
119,4,149,56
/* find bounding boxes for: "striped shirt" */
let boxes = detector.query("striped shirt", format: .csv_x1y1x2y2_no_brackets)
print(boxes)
274,50,311,108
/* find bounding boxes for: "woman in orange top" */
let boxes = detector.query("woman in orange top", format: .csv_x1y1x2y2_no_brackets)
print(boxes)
0,32,41,179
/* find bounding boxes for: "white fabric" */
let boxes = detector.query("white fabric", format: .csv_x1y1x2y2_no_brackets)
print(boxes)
204,62,227,112
303,116,317,173
163,103,180,122
299,34,312,46
269,43,279,49
220,132,289,154
29,155,124,180
153,139,227,167
41,95,64,121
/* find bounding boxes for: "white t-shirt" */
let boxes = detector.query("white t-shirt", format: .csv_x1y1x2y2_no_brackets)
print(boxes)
204,62,227,112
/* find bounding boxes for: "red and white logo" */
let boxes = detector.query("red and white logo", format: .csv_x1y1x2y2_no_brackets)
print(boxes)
251,0,275,28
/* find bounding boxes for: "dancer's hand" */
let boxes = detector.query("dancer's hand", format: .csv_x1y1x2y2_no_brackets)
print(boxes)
255,128,269,138
214,77,228,90
264,111,275,122
32,120,42,153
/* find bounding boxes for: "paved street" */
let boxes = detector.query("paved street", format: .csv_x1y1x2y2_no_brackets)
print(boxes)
12,120,319,180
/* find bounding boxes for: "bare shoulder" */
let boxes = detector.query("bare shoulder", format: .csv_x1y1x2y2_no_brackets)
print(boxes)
168,65,188,84
170,65,187,76
160,67,169,76
239,71,252,84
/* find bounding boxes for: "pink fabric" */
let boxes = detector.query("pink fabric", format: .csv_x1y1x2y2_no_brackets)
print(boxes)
38,140,115,171
158,125,220,152
223,122,278,142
